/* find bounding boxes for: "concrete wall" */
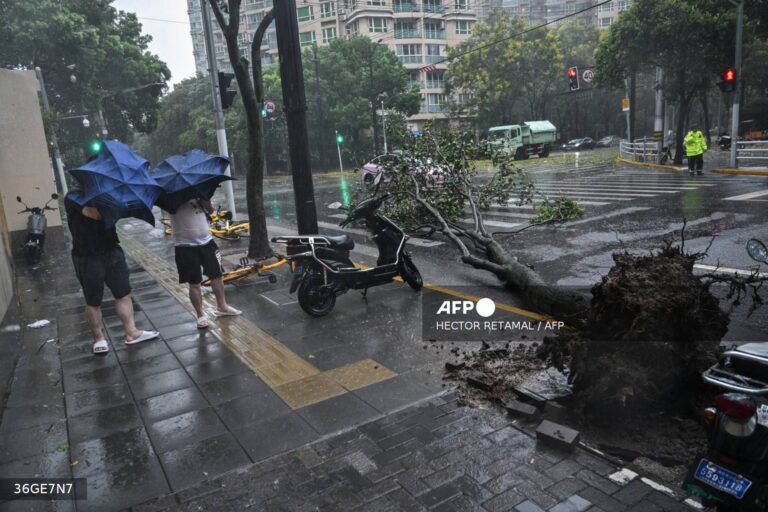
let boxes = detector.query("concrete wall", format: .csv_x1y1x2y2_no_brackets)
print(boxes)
0,69,62,233
0,69,62,320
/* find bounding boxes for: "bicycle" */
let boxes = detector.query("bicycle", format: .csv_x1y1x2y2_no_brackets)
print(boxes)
202,255,288,286
208,207,250,241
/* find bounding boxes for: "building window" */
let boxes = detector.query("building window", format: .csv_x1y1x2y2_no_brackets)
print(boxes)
598,1,613,12
455,20,472,34
454,0,467,8
322,27,337,43
346,0,358,8
299,31,316,46
425,69,443,88
347,21,359,35
458,92,472,104
396,43,422,63
423,0,442,12
297,6,314,21
367,0,385,5
600,16,612,27
617,0,630,11
320,2,336,18
369,17,387,32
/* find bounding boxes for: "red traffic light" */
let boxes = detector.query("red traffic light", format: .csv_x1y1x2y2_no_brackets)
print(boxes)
567,67,577,78
722,67,736,82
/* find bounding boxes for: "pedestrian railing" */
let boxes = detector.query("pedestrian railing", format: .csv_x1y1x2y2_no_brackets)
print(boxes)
620,139,659,162
736,140,768,166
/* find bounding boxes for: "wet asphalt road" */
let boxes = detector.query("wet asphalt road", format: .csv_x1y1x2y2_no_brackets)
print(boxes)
213,152,768,343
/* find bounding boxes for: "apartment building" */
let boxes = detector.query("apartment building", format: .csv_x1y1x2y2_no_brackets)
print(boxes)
187,0,492,129
499,0,634,28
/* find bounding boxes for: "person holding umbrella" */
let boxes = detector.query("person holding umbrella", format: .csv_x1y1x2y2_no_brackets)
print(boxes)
154,150,241,328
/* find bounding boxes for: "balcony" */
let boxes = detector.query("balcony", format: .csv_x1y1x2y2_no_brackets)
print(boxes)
424,80,444,89
408,80,425,89
420,104,449,113
395,29,421,38
424,29,445,39
393,2,418,11
424,55,442,64
398,55,423,64
422,4,444,13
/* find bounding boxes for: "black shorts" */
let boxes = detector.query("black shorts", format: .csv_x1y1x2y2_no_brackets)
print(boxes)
72,246,131,307
174,240,223,284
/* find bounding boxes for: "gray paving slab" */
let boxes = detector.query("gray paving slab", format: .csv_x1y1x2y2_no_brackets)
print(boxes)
232,411,319,462
158,432,250,491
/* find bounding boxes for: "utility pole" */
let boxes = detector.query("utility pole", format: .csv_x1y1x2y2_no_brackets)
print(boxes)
381,98,388,154
200,0,237,218
729,0,744,169
35,68,68,195
653,67,664,163
335,130,344,174
274,0,318,234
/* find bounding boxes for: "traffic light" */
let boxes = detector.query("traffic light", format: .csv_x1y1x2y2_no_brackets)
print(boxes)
718,67,736,93
336,133,344,144
217,71,237,109
261,108,267,118
88,139,102,154
567,67,579,91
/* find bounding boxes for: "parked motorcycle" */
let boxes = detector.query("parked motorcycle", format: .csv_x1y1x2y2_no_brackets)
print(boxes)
682,239,768,511
719,134,732,151
272,186,422,317
16,194,58,264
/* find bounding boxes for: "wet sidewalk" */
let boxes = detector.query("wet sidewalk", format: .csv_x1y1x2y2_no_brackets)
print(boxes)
0,226,706,511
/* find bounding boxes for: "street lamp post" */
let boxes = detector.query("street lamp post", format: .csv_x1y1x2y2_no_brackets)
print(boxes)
35,68,68,195
381,98,388,155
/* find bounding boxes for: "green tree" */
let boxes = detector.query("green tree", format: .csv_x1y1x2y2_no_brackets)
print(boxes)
0,0,169,166
304,36,419,164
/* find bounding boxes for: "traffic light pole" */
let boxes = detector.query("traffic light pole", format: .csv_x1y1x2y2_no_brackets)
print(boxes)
274,0,318,235
200,0,237,218
335,130,344,174
729,0,744,169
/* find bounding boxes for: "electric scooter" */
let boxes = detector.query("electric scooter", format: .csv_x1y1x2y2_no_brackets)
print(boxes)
682,239,768,511
272,186,423,317
17,194,58,264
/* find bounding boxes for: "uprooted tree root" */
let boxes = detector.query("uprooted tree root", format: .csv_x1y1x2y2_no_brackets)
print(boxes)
538,243,730,423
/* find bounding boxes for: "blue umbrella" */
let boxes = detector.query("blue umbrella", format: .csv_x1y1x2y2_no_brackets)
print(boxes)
68,140,162,228
152,149,232,214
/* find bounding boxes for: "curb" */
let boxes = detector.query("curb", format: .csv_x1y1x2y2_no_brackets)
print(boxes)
712,168,768,176
616,157,684,172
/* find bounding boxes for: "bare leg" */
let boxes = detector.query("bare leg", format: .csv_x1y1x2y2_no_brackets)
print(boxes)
115,295,141,340
189,284,205,318
210,278,229,311
85,305,105,342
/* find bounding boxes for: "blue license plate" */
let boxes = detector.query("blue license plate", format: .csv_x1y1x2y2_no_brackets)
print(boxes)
694,458,752,499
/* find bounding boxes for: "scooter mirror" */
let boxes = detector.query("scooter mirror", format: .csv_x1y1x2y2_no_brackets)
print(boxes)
51,193,59,200
373,172,383,186
16,196,22,203
747,239,768,264
327,201,343,210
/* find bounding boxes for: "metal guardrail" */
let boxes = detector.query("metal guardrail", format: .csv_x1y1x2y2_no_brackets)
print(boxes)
736,140,768,165
619,139,660,162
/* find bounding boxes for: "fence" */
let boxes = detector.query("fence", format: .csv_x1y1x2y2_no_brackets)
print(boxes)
619,139,660,162
736,140,768,167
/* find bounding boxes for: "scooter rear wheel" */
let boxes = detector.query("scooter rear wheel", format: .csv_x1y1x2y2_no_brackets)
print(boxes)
400,253,423,291
298,274,336,317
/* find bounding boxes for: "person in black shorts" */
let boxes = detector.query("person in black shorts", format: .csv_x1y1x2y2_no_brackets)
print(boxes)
65,192,158,354
169,199,240,328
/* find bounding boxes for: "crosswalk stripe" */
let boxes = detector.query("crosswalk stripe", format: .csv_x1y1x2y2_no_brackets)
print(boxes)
501,200,610,207
536,184,695,192
694,264,768,278
471,210,534,220
723,190,768,201
535,188,656,197
460,218,521,229
566,179,718,186
537,193,635,201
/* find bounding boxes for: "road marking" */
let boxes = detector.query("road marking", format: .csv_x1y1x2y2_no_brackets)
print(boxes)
694,264,767,278
537,184,694,193
535,187,657,197
501,200,611,207
460,218,521,229
538,193,635,201
473,210,535,220
564,207,652,226
406,238,444,247
723,189,768,201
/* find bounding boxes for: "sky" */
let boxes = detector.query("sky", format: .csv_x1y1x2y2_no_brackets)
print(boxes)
113,0,196,86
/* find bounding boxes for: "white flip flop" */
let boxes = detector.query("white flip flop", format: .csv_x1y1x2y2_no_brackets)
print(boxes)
197,317,209,329
125,330,159,345
92,339,109,354
213,306,242,317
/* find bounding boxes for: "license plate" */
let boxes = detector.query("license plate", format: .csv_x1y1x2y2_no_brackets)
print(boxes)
694,458,752,499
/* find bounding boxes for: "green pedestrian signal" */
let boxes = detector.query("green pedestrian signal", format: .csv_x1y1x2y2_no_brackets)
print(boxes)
261,108,267,118
88,139,102,154
336,133,344,144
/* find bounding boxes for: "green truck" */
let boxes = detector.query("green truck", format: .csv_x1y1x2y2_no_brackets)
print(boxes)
487,121,558,160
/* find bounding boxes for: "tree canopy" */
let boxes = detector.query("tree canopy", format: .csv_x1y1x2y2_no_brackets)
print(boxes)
0,0,170,165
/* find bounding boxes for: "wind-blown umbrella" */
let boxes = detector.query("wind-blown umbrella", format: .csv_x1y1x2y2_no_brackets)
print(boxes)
68,140,162,228
151,149,232,214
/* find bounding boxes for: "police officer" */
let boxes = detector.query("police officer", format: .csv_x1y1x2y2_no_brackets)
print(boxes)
684,123,707,176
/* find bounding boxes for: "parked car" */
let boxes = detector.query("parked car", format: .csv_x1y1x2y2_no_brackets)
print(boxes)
596,135,620,148
562,137,595,151
359,153,447,188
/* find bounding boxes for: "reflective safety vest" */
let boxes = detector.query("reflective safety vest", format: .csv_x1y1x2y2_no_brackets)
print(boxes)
684,130,707,157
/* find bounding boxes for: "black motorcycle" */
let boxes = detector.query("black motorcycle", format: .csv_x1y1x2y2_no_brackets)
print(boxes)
17,194,58,264
272,192,423,317
682,239,768,511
